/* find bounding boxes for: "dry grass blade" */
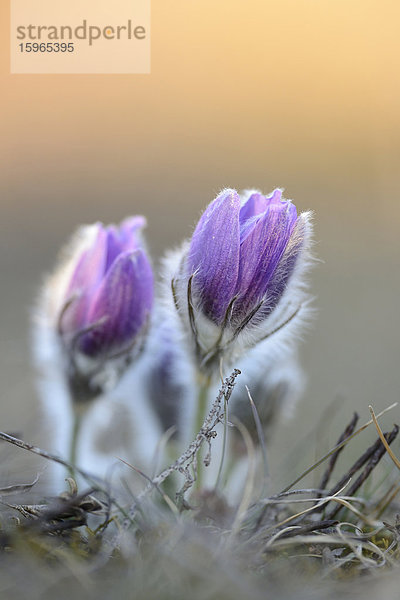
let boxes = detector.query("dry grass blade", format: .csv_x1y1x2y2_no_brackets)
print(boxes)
289,519,340,536
324,497,378,526
325,425,399,520
267,530,389,570
151,425,177,478
280,403,398,494
373,484,400,518
0,474,40,496
270,519,339,542
323,437,386,499
229,417,257,539
117,456,179,515
334,523,388,568
0,431,102,486
369,405,400,470
265,481,351,535
317,412,359,495
246,385,269,492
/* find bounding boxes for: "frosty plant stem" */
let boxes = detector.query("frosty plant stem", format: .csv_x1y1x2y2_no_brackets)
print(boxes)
194,372,212,490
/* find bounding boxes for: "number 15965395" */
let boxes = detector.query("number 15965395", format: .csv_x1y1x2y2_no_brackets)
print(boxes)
19,42,75,52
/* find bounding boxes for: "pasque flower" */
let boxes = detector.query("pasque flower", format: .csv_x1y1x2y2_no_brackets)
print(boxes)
55,216,154,400
170,189,312,372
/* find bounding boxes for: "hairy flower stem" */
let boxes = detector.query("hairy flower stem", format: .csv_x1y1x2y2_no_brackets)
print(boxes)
69,410,83,477
194,374,212,490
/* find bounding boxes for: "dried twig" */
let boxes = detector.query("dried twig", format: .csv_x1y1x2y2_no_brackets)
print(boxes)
122,369,241,528
317,412,359,495
246,385,269,493
0,474,40,496
264,482,352,535
0,431,101,486
270,519,339,541
280,403,398,494
229,417,257,539
369,405,400,470
325,425,399,520
4,486,105,534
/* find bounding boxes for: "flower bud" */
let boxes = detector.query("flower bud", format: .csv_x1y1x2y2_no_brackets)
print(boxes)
169,189,313,372
42,216,154,402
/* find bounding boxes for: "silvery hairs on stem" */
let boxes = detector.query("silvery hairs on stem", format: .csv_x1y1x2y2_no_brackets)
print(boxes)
162,188,314,376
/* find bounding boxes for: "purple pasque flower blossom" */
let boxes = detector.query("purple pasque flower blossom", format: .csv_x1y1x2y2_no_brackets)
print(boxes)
188,189,300,325
57,216,154,400
171,189,312,372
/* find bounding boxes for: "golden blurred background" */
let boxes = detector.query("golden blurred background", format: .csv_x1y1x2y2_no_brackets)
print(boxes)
1,0,400,485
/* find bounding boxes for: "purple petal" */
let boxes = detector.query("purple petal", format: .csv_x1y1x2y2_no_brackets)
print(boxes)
105,226,123,271
62,225,107,333
234,200,298,319
67,225,107,296
239,189,282,224
79,250,153,357
188,189,241,324
260,216,305,314
119,216,147,251
104,216,147,270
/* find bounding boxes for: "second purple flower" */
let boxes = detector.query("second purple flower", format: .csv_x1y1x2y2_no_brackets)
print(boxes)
57,216,154,400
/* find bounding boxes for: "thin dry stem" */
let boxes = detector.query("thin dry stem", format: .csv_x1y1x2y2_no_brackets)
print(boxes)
229,417,257,539
280,402,398,494
122,368,241,527
369,405,400,470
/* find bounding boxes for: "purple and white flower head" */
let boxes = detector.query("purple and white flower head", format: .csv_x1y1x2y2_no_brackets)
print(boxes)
166,188,313,373
38,216,154,402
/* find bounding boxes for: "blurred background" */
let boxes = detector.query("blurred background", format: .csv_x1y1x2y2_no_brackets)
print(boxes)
1,0,399,489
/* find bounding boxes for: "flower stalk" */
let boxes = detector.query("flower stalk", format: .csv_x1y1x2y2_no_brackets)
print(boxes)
69,410,83,477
